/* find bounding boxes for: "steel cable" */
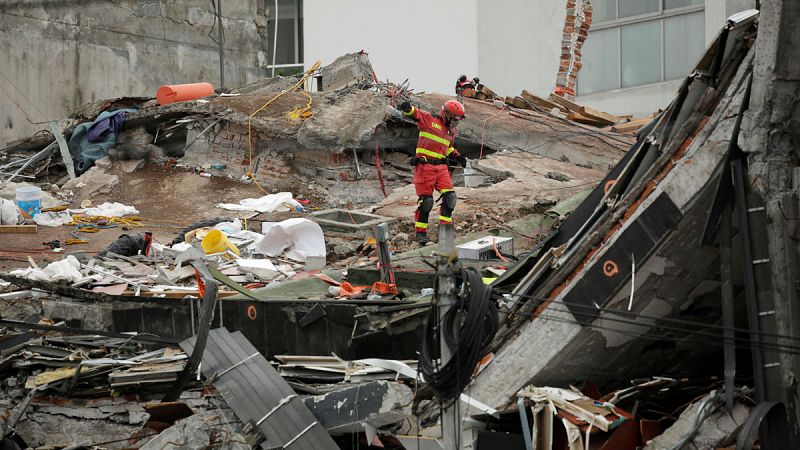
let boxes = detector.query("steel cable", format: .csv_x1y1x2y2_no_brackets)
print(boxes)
420,268,498,407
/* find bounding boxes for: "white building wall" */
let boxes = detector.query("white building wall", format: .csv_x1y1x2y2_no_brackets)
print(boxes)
577,79,682,117
476,0,566,98
303,0,478,95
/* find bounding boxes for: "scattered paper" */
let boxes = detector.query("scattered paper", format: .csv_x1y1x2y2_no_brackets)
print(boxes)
255,218,326,262
0,198,20,225
170,242,193,252
217,192,302,213
237,258,279,280
34,210,73,227
10,255,83,283
77,202,139,217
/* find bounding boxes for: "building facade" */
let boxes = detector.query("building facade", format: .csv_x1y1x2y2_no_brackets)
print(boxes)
576,0,755,116
300,0,756,117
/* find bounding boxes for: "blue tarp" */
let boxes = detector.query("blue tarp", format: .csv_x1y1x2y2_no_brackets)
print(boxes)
68,108,137,174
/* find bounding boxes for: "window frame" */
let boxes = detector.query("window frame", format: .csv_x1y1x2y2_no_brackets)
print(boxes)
266,0,304,75
578,1,704,95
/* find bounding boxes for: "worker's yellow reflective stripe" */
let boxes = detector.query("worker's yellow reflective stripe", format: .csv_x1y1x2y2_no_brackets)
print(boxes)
415,148,445,159
415,222,428,229
403,106,415,116
439,215,453,223
419,132,451,147
446,146,456,156
439,188,454,193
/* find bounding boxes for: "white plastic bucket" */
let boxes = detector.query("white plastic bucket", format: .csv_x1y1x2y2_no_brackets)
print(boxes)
16,185,42,219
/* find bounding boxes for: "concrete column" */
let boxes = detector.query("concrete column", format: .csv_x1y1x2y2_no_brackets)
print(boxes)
742,0,800,444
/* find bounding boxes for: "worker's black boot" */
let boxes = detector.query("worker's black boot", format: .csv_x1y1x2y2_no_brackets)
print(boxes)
415,232,429,246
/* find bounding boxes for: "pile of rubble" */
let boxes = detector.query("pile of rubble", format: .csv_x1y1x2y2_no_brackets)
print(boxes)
457,77,658,134
0,10,790,447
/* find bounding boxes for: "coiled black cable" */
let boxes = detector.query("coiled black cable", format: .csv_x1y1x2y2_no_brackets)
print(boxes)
419,267,499,407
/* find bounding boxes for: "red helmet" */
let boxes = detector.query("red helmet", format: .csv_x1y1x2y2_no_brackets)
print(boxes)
443,100,466,120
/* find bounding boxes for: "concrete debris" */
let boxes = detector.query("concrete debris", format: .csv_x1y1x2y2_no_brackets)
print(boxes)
139,412,250,450
62,166,120,198
0,7,792,448
469,11,762,411
304,380,414,434
643,390,751,450
545,171,571,182
115,158,146,174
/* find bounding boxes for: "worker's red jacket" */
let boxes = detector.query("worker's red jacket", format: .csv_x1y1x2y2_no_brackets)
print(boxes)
403,106,459,161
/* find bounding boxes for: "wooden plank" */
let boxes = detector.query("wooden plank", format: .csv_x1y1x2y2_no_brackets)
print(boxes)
567,111,610,127
0,225,37,234
578,106,616,125
504,96,530,110
548,93,583,112
50,122,76,180
611,117,652,133
520,90,564,112
477,85,497,98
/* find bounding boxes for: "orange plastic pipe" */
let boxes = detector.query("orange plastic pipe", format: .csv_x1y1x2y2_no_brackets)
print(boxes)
156,82,215,105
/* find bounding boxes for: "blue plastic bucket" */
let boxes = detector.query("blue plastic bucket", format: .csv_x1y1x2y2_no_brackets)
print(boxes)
16,186,42,219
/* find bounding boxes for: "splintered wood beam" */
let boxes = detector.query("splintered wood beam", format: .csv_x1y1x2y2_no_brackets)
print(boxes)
504,96,531,109
578,106,617,125
548,93,583,112
611,118,652,133
521,90,564,112
0,225,37,234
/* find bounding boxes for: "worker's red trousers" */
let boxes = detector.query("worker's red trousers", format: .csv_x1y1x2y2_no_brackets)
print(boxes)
414,163,454,233
413,163,453,197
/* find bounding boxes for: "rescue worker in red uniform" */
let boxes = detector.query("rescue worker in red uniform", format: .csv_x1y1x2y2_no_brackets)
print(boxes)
398,99,467,245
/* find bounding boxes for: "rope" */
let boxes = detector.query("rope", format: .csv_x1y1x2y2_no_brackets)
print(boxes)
479,106,506,160
246,61,321,194
64,215,144,245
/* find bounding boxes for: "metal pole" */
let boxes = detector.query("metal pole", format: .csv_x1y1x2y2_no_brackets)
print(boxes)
216,0,225,88
437,223,459,449
271,0,279,77
720,201,736,412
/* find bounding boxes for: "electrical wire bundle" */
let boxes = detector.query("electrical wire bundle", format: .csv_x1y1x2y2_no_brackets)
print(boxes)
420,268,498,407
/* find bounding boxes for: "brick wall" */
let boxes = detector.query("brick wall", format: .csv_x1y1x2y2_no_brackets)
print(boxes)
555,0,593,100
181,120,291,180
180,119,358,183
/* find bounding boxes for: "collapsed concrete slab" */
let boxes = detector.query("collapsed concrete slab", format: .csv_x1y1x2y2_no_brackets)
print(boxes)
304,381,413,434
468,12,760,409
139,411,250,450
643,390,751,449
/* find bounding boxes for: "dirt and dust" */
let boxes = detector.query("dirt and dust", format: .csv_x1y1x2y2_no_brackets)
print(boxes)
0,162,328,271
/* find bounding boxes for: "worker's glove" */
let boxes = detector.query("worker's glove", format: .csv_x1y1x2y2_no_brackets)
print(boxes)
454,154,467,168
409,156,419,166
385,105,403,120
398,101,412,113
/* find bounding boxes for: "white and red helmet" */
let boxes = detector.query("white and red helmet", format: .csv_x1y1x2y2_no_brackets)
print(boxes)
443,100,466,120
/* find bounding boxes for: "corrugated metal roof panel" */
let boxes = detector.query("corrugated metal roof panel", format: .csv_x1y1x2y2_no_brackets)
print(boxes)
181,328,337,449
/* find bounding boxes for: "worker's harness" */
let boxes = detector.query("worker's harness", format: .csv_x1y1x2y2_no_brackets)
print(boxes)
412,155,457,166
